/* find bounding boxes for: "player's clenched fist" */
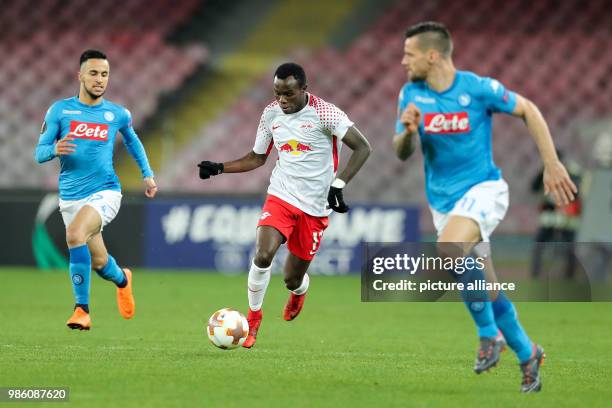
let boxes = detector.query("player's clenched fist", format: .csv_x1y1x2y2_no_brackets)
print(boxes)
198,161,224,179
327,187,349,213
400,103,422,134
55,134,76,156
327,179,349,213
144,177,158,198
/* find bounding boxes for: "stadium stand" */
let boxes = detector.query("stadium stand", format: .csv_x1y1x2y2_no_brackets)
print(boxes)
161,0,611,232
2,0,610,233
117,0,360,189
0,0,207,188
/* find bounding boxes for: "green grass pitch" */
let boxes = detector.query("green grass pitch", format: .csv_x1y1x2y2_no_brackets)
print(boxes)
1,267,611,407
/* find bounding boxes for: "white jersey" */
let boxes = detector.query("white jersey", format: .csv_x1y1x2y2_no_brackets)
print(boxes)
253,93,354,216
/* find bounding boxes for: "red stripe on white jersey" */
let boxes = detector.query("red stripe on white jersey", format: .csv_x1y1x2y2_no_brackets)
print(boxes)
265,139,274,155
332,135,338,172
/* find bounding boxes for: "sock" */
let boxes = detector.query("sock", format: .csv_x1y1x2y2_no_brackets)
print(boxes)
463,300,498,338
75,303,89,313
69,245,91,307
493,291,534,362
95,254,127,288
455,263,499,338
291,273,310,295
247,261,271,311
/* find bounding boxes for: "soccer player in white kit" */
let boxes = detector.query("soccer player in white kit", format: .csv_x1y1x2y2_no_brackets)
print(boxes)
198,63,371,348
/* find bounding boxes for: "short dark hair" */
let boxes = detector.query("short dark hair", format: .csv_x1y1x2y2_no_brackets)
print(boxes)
274,62,307,88
79,49,107,66
405,21,453,57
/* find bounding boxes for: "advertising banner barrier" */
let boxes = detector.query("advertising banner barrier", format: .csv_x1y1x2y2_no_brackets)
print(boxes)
144,198,420,274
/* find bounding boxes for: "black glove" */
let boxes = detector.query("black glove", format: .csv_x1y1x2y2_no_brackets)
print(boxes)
327,186,349,213
198,161,224,179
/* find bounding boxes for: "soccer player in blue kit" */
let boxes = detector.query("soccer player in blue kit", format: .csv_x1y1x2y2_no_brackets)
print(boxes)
35,50,157,331
393,22,577,392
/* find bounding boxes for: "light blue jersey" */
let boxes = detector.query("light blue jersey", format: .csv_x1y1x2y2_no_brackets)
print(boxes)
396,71,517,213
35,96,153,200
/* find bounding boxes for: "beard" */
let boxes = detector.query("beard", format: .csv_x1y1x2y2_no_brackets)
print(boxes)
409,71,426,82
85,86,105,100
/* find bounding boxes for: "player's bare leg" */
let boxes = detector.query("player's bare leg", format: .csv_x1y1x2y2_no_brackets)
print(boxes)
88,233,108,272
243,226,284,348
65,205,101,330
89,234,134,319
66,205,102,249
439,217,500,298
283,253,311,321
438,215,481,243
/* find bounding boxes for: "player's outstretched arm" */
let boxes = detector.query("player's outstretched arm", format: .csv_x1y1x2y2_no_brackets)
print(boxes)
512,94,577,206
393,103,421,161
328,126,372,213
198,151,267,180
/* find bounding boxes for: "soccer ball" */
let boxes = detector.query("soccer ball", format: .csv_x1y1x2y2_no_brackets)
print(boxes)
207,308,249,349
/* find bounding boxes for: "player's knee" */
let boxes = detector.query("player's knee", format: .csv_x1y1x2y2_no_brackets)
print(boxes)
284,275,301,291
91,254,108,271
435,241,467,259
254,249,275,268
65,225,87,247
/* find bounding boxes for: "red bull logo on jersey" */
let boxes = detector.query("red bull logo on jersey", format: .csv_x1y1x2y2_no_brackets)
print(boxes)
424,112,470,134
278,139,313,156
70,121,109,141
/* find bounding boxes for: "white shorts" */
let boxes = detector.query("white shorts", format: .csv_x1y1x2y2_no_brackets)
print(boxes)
59,190,122,231
430,179,509,242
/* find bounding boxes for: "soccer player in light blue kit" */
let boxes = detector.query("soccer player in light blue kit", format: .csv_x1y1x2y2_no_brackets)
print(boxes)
35,50,157,331
393,23,577,392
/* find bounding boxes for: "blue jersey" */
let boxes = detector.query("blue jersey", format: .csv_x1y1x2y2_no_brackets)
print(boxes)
396,70,517,213
35,97,154,200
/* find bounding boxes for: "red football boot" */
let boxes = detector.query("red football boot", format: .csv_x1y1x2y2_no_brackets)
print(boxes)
243,308,262,348
283,292,306,321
